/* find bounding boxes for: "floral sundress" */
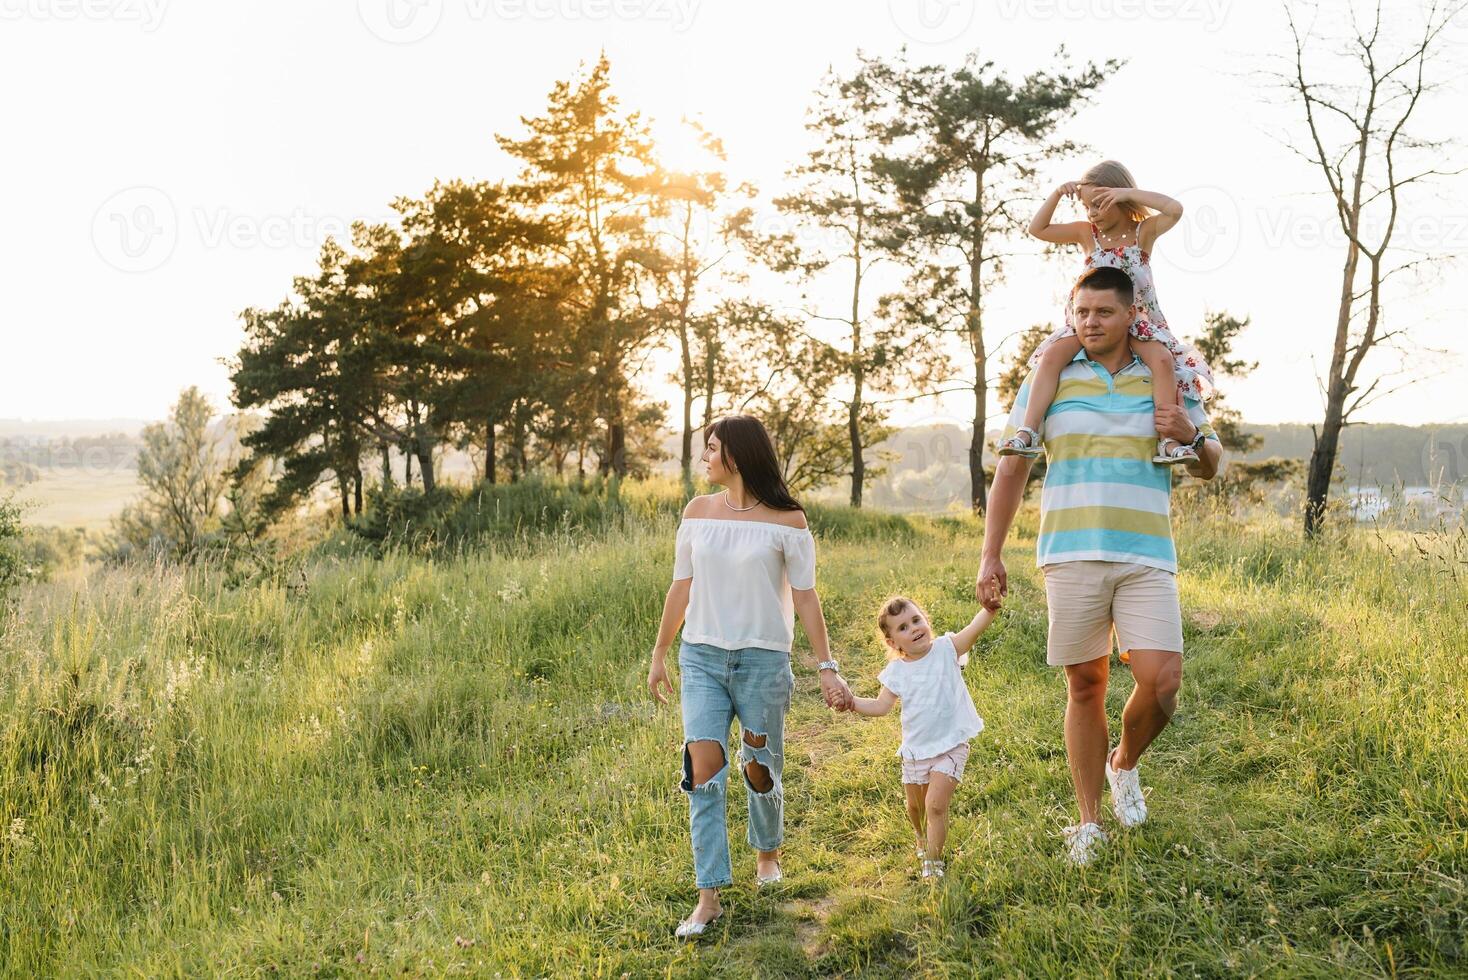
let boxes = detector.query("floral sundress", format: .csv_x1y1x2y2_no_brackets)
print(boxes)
1029,221,1216,402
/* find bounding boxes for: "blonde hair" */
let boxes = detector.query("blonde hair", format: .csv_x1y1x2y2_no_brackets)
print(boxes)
1079,160,1151,224
876,595,930,659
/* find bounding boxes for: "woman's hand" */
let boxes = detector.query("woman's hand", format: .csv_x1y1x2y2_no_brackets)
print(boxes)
1058,180,1080,199
648,655,675,705
819,670,853,711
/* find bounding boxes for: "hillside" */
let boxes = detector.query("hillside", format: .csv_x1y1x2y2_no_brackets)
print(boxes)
0,481,1462,975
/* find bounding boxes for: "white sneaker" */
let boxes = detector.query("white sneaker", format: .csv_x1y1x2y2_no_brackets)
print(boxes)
1062,822,1108,866
1106,749,1148,828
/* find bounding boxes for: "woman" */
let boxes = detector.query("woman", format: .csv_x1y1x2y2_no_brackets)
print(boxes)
647,415,853,939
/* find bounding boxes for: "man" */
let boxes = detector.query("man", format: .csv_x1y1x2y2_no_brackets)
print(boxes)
976,265,1223,865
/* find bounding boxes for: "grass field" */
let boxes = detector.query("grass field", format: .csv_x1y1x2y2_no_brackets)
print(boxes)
0,480,1464,976
8,466,142,532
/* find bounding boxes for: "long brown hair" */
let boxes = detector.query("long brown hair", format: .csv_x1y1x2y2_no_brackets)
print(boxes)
705,415,803,512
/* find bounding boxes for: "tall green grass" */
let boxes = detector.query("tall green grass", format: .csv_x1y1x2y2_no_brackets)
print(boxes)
0,480,1462,976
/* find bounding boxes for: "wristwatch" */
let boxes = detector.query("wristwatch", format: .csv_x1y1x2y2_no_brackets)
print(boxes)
817,659,840,674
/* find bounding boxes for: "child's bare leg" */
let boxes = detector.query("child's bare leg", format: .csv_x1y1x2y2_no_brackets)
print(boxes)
923,773,959,861
1131,337,1181,451
1018,335,1085,441
904,783,927,851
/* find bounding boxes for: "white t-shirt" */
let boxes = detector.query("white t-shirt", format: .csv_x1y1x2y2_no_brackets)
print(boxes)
877,633,984,760
673,517,817,653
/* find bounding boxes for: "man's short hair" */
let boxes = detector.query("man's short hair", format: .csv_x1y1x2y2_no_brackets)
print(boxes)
1072,266,1135,306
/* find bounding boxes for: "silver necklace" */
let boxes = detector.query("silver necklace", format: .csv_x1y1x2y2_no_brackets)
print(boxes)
722,490,759,512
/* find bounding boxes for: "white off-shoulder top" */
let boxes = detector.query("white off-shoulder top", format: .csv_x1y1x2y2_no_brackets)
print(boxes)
672,517,817,654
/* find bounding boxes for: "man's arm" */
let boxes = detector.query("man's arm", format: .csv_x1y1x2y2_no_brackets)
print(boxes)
976,454,1035,610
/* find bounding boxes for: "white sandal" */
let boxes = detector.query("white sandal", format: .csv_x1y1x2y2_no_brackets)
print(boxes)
674,908,723,939
756,861,783,887
921,858,946,879
996,425,1044,458
1152,439,1199,465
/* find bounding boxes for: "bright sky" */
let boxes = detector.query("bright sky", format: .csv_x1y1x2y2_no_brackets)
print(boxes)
3,0,1465,430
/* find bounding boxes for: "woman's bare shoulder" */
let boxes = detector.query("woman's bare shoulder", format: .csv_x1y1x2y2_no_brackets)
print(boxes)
768,507,809,530
682,494,719,519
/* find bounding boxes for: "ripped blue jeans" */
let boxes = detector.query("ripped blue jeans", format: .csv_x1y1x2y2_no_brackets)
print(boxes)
678,639,795,890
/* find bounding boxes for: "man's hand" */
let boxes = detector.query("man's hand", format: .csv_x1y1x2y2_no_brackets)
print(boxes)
976,553,1008,612
1154,402,1198,445
819,670,853,711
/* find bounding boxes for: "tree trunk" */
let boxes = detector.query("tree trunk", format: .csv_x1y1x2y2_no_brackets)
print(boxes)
404,446,413,487
1305,390,1345,535
968,173,989,515
849,210,865,509
848,389,864,509
608,421,627,478
1305,225,1363,537
353,468,363,515
416,441,436,493
339,477,350,520
380,442,392,490
681,360,695,490
485,420,497,484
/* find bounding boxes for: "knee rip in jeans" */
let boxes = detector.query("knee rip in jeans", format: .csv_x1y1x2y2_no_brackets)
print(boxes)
740,730,781,796
681,738,726,795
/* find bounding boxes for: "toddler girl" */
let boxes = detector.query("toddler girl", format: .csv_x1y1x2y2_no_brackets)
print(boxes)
846,596,997,879
997,160,1216,464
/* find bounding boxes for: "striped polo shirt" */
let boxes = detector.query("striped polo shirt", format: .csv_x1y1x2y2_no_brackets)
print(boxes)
1000,347,1219,573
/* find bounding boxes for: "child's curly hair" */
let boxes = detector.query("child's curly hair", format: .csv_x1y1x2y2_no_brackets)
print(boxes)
876,595,931,659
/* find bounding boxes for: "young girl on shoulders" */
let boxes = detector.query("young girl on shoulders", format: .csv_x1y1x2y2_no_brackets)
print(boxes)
997,159,1216,465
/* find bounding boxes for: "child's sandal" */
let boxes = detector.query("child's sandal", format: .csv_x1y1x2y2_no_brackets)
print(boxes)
996,425,1044,458
1152,439,1199,465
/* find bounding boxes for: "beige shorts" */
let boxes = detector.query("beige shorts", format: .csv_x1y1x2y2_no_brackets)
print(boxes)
1042,560,1183,666
900,742,970,785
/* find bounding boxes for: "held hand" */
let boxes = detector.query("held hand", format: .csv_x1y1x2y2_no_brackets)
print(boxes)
976,555,1008,612
647,656,675,705
1154,402,1198,445
819,671,853,712
1090,186,1129,212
